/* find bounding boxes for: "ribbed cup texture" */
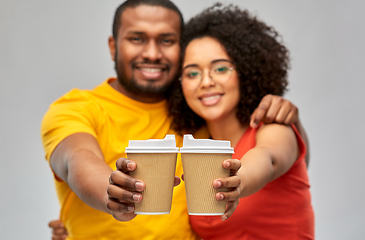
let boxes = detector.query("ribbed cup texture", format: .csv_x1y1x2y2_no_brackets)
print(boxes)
181,153,231,215
128,153,177,214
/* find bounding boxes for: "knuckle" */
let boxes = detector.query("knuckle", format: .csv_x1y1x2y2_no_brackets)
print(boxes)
265,115,274,122
109,172,116,183
122,190,133,200
273,95,283,102
263,94,272,100
106,200,113,210
259,103,268,110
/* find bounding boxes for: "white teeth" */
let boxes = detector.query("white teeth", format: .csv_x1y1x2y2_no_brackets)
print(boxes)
201,95,221,101
140,68,162,73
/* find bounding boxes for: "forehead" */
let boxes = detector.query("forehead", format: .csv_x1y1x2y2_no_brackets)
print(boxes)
184,37,230,66
119,5,181,37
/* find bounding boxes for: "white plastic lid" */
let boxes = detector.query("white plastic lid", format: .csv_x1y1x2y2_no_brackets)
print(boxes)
179,134,234,154
125,135,179,153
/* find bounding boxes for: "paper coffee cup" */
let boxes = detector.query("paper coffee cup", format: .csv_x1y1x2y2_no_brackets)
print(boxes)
125,135,179,215
180,134,234,215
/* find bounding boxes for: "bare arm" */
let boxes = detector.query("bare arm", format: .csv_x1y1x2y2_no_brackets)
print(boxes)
50,132,112,214
250,94,310,167
238,124,299,198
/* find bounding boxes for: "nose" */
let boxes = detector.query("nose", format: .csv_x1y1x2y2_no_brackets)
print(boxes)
141,40,162,62
200,69,216,88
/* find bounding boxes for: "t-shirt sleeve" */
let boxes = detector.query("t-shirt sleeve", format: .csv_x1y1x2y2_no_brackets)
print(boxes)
41,89,104,161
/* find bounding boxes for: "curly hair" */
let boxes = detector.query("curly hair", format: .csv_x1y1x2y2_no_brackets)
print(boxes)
167,3,290,135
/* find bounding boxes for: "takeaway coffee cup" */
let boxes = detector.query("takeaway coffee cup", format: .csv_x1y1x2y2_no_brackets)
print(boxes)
180,134,234,215
125,135,179,215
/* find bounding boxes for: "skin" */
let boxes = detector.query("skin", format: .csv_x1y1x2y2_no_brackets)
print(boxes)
49,6,184,221
48,5,310,239
48,220,67,240
182,36,299,201
108,5,181,103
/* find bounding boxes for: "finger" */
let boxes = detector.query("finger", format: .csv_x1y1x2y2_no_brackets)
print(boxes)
52,227,67,235
221,200,239,221
273,100,293,124
115,158,136,172
109,170,145,192
216,186,241,201
112,211,137,222
263,96,283,124
107,184,142,203
283,106,298,125
249,108,259,128
52,234,68,240
174,176,181,187
213,175,241,189
250,94,273,128
48,220,63,228
106,197,136,213
222,159,241,173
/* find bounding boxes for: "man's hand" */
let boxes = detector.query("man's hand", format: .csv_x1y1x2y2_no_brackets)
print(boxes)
250,94,310,167
213,159,242,221
48,220,67,240
250,94,298,128
106,158,181,221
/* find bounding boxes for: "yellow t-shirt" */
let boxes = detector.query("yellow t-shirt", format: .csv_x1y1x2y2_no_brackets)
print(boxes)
41,78,201,240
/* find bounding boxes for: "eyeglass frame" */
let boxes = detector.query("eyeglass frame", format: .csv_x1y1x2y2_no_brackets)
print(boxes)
179,60,236,89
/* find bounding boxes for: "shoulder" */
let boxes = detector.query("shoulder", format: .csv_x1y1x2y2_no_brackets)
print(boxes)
255,123,297,149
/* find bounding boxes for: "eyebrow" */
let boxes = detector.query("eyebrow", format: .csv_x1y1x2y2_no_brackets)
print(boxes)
183,59,232,70
126,31,178,37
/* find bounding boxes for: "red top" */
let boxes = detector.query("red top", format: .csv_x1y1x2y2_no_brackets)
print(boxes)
190,124,314,240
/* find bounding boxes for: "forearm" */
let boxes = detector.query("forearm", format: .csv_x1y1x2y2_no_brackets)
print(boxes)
66,149,113,214
237,148,274,198
293,119,310,167
51,140,113,215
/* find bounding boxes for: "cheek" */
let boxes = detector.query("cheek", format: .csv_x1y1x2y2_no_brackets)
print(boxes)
164,46,180,66
182,88,197,110
119,43,140,62
229,83,241,107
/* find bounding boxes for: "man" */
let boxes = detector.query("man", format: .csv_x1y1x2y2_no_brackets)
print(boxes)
42,0,309,239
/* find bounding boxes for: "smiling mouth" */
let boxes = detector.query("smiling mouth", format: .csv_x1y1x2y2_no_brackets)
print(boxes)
200,94,222,101
135,65,168,80
138,67,164,73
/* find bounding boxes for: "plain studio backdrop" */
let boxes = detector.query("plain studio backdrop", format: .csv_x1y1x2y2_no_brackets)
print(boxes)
1,0,364,239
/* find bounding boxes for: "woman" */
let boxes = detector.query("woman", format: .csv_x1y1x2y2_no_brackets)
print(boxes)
168,4,314,240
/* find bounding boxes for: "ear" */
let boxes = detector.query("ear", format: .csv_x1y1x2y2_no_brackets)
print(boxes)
108,36,116,61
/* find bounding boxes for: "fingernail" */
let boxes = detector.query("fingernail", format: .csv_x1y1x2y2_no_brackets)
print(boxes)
222,215,228,221
224,161,230,168
219,194,224,200
133,194,141,202
127,205,134,211
214,180,222,188
127,162,133,171
135,181,143,191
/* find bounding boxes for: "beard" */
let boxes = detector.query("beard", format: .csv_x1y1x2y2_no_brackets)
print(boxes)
114,50,175,99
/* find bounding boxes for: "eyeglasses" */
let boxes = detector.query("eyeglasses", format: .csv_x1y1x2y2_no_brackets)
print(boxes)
180,61,236,90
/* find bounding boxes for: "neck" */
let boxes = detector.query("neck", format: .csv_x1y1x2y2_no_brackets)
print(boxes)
109,78,165,103
206,111,247,148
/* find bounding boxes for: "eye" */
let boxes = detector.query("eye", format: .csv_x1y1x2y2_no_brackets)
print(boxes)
214,66,229,74
161,38,175,46
129,37,143,43
185,71,200,79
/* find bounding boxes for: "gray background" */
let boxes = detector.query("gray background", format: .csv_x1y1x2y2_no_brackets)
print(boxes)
1,0,364,239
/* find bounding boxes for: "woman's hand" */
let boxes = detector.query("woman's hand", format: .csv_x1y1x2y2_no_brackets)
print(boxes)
213,159,242,221
48,220,67,240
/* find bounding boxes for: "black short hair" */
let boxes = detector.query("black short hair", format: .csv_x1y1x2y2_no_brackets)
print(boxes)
168,3,290,135
112,0,184,39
